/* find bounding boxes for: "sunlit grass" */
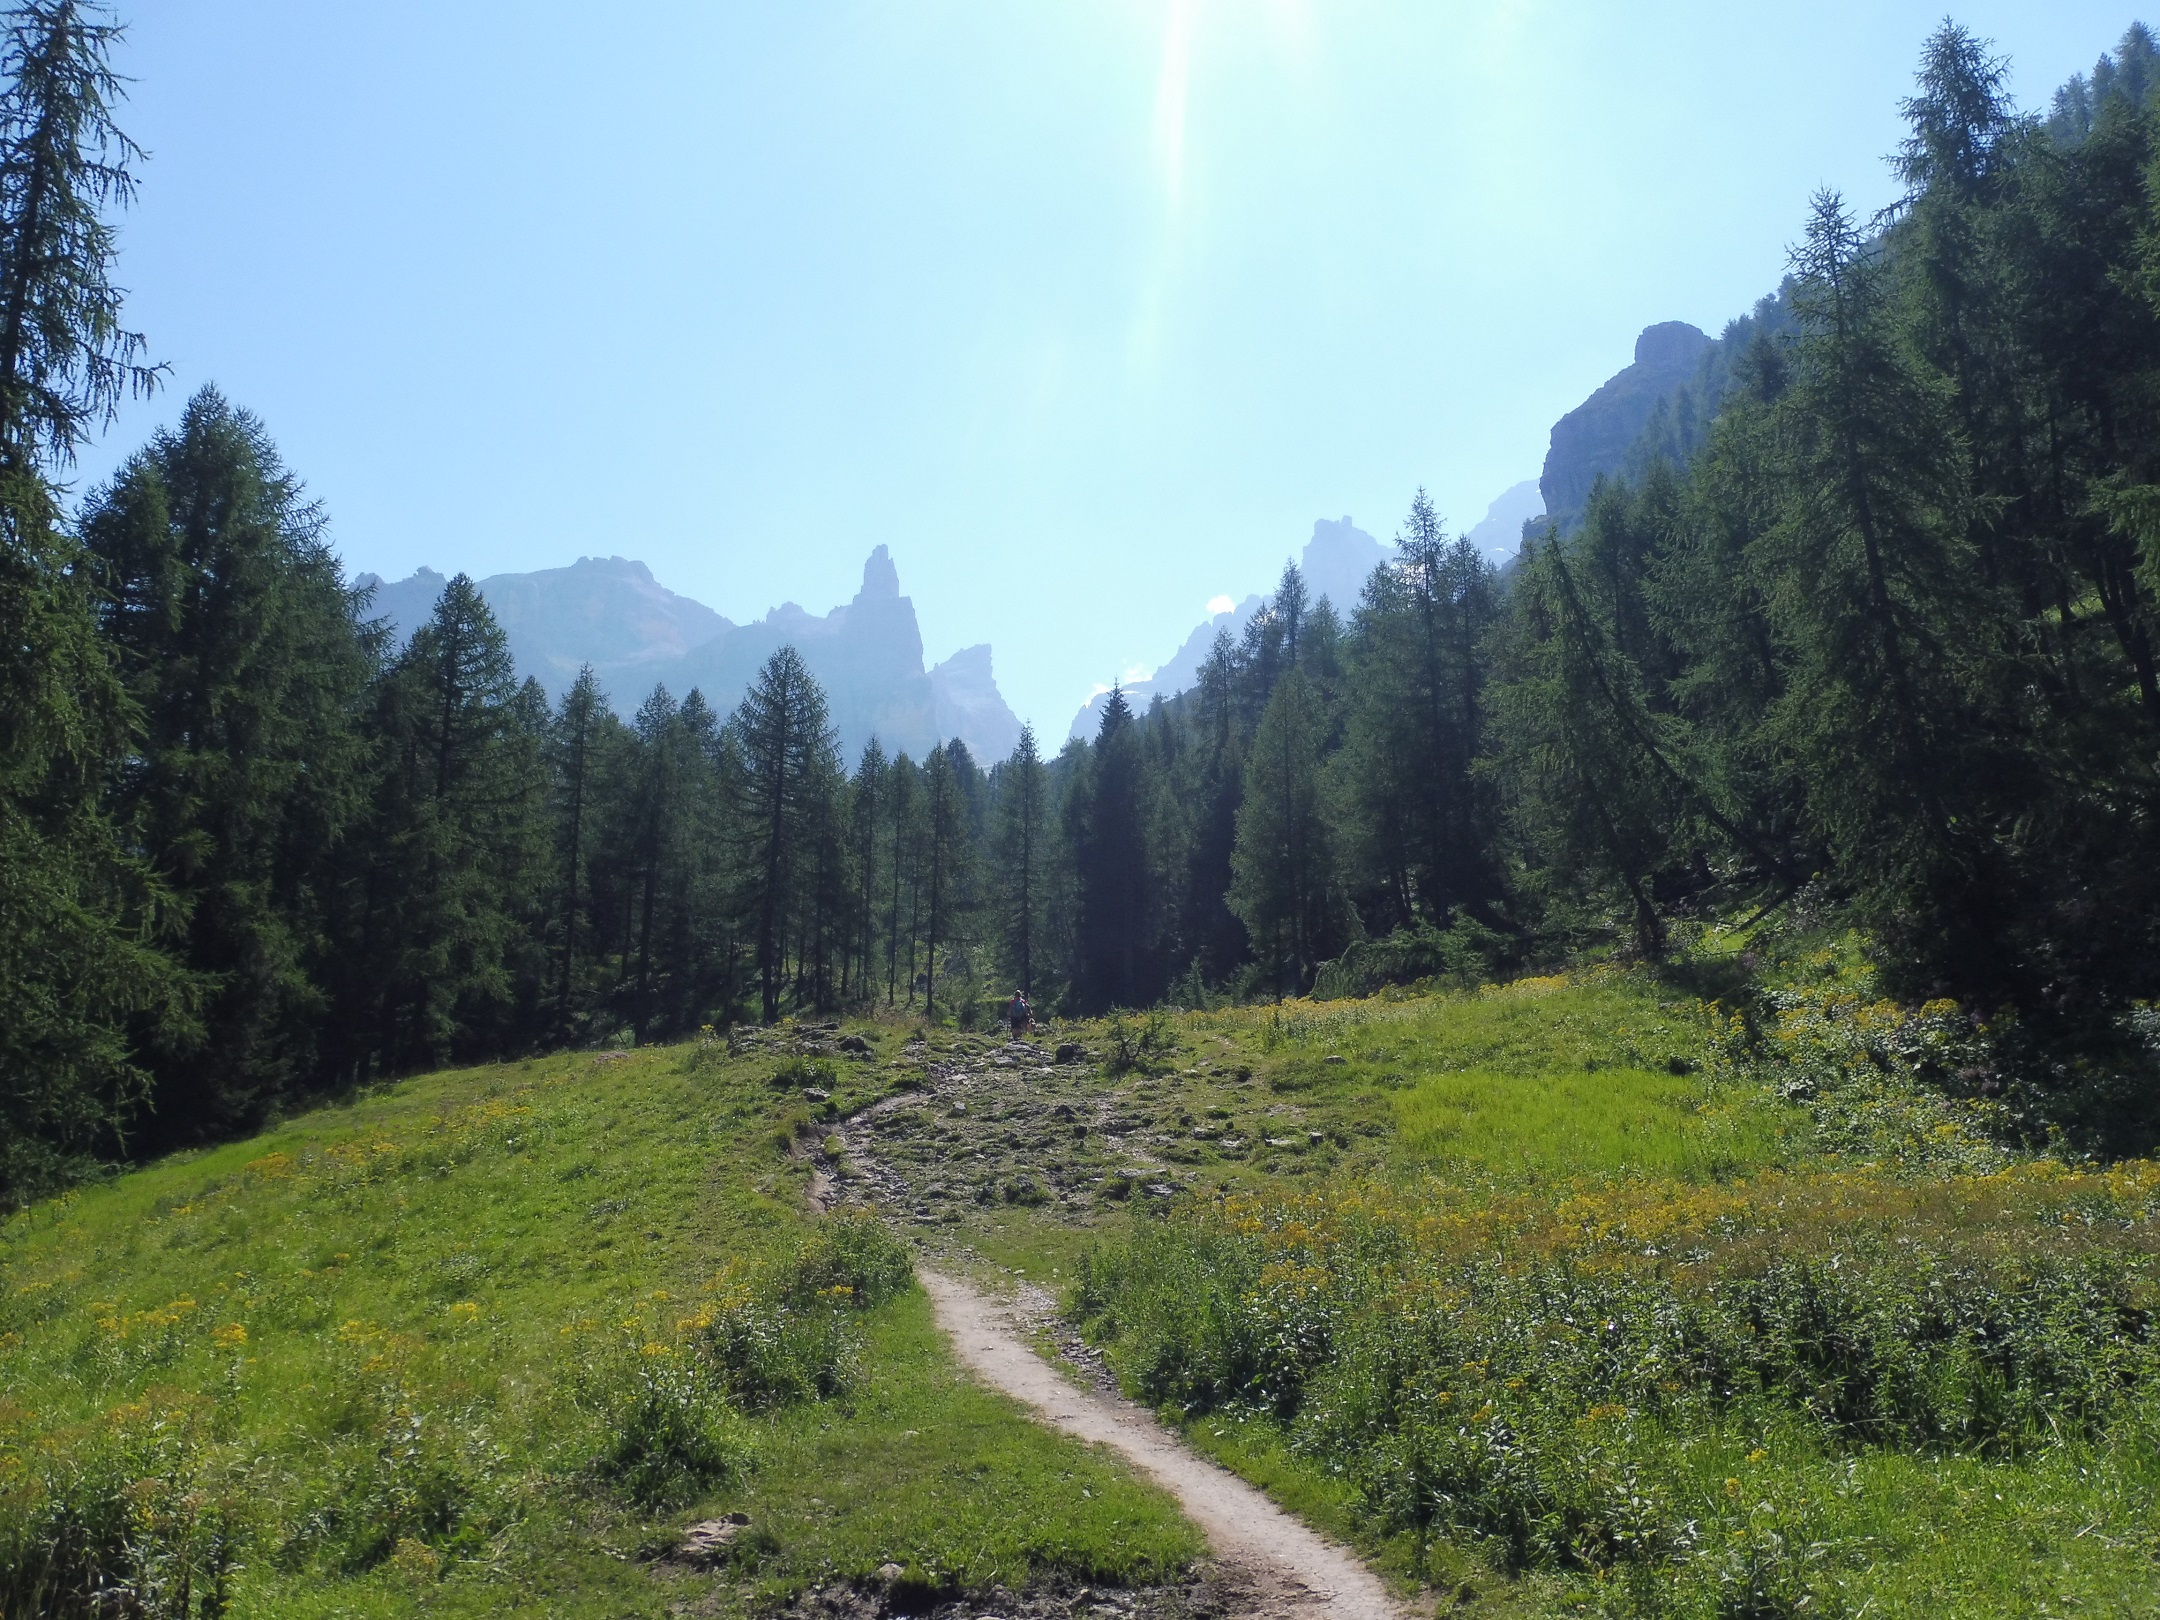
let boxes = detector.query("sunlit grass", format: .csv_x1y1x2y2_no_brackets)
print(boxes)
1392,1064,1795,1181
0,1034,1198,1618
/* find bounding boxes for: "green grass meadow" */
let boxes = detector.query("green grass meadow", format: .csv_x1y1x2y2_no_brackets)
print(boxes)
0,1037,1196,1618
9,952,2160,1618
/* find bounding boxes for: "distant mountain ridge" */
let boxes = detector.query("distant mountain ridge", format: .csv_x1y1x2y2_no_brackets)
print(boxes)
1067,483,1551,741
1068,516,1395,740
355,547,1022,765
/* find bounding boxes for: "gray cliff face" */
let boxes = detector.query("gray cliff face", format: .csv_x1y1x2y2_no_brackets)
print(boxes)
1539,321,1713,533
354,545,1018,766
930,644,1024,764
654,545,938,764
1300,515,1391,615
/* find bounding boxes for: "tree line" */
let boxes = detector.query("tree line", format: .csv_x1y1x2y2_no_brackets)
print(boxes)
13,9,2160,1200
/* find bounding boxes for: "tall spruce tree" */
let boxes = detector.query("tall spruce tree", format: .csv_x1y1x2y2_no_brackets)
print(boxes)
1071,687,1154,1011
546,665,622,1039
882,752,920,1007
848,737,886,1002
733,645,839,1023
1229,666,1337,996
1759,189,2010,995
342,576,549,1071
990,723,1048,995
1337,492,1503,931
82,388,373,1143
0,0,181,1203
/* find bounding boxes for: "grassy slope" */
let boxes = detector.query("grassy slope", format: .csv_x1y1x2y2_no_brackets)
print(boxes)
11,957,2160,1617
1161,980,2160,1616
1,1039,1197,1618
873,973,2160,1617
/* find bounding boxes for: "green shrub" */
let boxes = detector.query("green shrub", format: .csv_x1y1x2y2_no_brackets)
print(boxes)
580,1340,755,1508
302,1404,499,1571
1310,920,1511,1000
1105,1009,1179,1075
697,1294,860,1410
782,1208,914,1309
1074,1168,2160,1594
288,1331,506,1571
0,1399,244,1618
773,1057,839,1091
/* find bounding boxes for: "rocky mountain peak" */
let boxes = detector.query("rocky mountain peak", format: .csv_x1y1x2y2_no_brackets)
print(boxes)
1635,320,1712,371
859,544,901,601
1540,321,1713,533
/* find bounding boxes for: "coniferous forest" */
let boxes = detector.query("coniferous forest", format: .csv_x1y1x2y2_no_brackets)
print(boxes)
15,8,2160,1204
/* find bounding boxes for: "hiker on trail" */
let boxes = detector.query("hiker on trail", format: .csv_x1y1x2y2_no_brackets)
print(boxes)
1006,990,1032,1038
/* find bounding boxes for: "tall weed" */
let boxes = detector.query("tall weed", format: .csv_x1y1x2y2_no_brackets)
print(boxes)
1074,1165,2160,1598
0,1397,244,1619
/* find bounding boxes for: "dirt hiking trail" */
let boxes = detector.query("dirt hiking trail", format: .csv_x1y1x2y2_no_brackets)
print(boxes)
795,1037,1409,1620
918,1269,1408,1620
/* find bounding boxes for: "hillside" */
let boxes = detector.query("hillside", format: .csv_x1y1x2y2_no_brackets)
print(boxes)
0,1028,1199,1619
10,931,2160,1617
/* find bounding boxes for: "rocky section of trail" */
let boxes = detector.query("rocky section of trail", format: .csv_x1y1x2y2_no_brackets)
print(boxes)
771,1572,1234,1620
811,1039,1201,1224
805,1032,1348,1229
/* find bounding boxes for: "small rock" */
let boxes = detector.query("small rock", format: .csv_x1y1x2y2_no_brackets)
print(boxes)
677,1514,750,1563
1056,1042,1086,1064
838,1034,870,1054
949,1100,967,1115
1324,1054,1348,1065
1309,1130,1325,1143
1266,1137,1295,1148
876,1562,906,1583
1052,1103,1076,1120
802,1087,830,1102
1146,1182,1175,1198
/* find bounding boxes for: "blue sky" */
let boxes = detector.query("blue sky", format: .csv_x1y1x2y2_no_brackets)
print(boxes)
73,1,2142,734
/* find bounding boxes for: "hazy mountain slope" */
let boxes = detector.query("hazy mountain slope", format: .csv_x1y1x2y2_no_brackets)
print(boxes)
652,546,936,763
354,555,733,698
1539,290,1799,536
930,643,1025,762
1464,479,1545,566
1069,517,1391,740
354,547,1022,764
